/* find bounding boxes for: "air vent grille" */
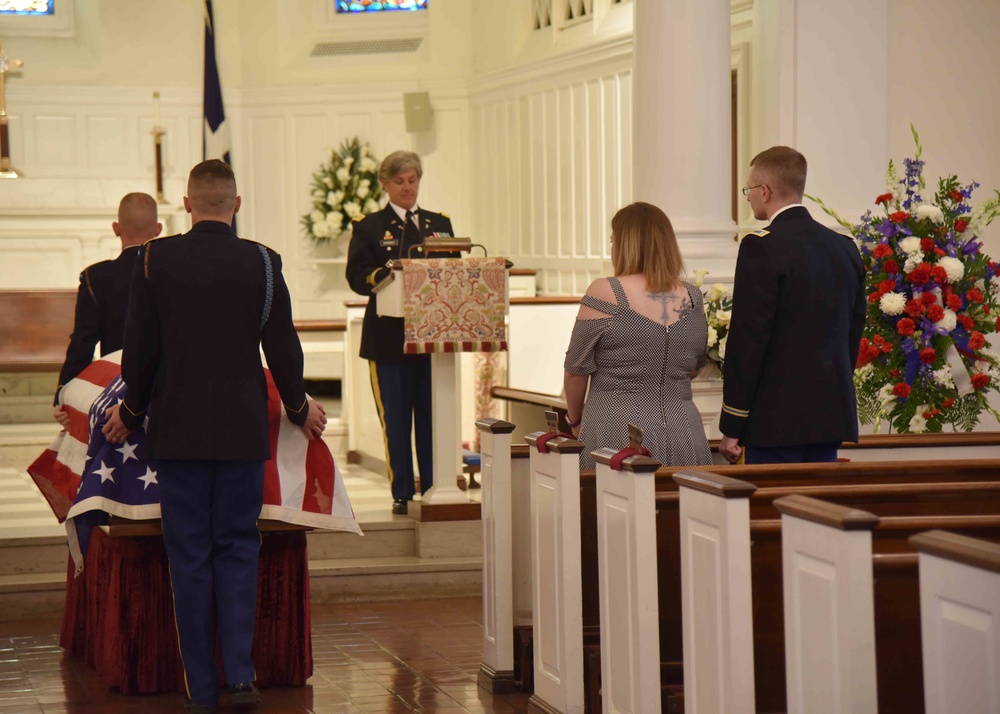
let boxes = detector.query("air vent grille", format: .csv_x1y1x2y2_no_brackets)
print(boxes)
310,37,423,57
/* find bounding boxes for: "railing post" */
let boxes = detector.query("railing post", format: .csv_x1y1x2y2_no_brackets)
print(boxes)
526,428,586,714
477,418,518,694
591,444,662,714
673,471,757,714
775,495,880,714
910,530,1000,714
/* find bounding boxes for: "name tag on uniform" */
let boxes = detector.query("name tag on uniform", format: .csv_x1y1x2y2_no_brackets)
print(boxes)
380,231,398,247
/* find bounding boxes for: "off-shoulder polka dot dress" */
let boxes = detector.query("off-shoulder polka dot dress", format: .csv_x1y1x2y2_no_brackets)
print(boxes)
565,277,712,469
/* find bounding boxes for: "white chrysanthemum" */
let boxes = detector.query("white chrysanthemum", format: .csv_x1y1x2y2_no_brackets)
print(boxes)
708,283,728,302
343,201,362,218
323,177,334,188
855,363,874,383
706,326,718,349
335,167,350,182
714,310,732,326
908,410,928,433
878,383,896,407
879,292,906,315
312,189,325,200
939,308,957,332
343,156,354,166
357,185,370,200
915,204,945,224
310,210,324,223
932,366,955,389
364,199,379,214
360,157,378,173
903,254,922,274
327,190,344,208
312,220,331,239
360,178,371,187
718,335,728,360
898,236,922,254
326,213,343,232
936,256,964,282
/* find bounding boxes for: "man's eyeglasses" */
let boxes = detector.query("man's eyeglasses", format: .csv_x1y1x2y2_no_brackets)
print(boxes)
742,184,764,196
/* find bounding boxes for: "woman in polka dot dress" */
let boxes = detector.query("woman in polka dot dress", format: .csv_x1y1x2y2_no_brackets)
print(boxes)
563,202,712,469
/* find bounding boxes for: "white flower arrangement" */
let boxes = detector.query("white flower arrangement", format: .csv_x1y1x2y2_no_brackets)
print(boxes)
301,137,384,245
694,271,732,376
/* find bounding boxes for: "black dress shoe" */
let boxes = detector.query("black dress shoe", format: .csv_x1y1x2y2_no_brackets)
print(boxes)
228,682,261,710
392,498,408,515
185,701,217,714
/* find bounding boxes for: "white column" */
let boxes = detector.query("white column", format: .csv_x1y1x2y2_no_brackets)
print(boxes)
422,352,468,504
477,418,517,694
633,0,736,278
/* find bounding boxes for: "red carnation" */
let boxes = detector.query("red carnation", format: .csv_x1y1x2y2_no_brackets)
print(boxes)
873,334,884,345
897,318,915,336
889,211,909,224
949,189,964,203
876,193,894,205
873,243,893,259
972,372,990,390
909,266,930,285
884,260,899,274
946,294,963,311
958,315,975,330
856,339,877,368
920,291,938,305
927,304,945,322
966,288,984,304
879,279,896,294
904,299,926,317
955,219,969,233
893,382,911,398
868,291,880,304
891,369,901,377
931,266,948,284
942,398,955,408
985,305,992,316
969,331,986,350
933,247,946,257
921,238,935,252
919,347,937,364
882,342,892,353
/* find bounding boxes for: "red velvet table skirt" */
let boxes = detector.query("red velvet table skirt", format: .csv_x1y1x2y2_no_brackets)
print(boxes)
60,528,313,694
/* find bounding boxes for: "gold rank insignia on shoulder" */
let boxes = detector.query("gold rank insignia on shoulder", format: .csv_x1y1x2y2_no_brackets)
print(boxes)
352,214,365,222
747,229,770,237
439,211,450,219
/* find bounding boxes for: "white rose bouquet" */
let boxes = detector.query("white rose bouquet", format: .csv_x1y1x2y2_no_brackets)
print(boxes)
301,137,384,245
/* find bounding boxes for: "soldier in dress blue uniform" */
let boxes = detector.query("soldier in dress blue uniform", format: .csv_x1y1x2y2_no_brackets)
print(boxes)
53,193,162,425
346,150,455,515
103,160,327,714
719,146,866,465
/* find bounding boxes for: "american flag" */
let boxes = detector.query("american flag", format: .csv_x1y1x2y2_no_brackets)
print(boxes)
28,351,362,575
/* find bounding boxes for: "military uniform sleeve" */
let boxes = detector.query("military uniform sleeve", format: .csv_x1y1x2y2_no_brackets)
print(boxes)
345,218,387,296
848,252,866,368
55,270,101,404
120,247,161,431
260,252,309,427
719,236,779,440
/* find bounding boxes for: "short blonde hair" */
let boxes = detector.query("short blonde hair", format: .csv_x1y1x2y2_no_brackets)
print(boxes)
187,159,237,213
610,202,684,293
750,146,807,200
379,150,423,183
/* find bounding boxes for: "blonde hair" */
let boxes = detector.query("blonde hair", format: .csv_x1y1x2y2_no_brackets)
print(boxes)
750,146,807,200
187,159,237,213
379,150,423,183
610,202,684,292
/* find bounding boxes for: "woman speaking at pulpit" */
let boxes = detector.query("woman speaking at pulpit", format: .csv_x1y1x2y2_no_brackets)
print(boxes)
563,202,712,469
346,150,454,515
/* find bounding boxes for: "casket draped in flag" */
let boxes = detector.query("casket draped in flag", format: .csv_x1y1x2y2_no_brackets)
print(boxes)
28,351,362,575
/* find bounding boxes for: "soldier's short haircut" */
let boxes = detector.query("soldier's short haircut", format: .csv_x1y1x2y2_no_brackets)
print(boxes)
117,193,158,233
187,159,237,212
750,146,808,199
379,150,423,184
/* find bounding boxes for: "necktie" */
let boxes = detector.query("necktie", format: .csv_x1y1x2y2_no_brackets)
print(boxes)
402,210,419,256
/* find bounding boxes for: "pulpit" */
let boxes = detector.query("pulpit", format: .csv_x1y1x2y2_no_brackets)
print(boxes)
372,239,510,520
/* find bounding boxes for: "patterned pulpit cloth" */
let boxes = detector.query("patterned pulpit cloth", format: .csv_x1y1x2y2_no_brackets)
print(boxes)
27,350,362,575
401,256,508,353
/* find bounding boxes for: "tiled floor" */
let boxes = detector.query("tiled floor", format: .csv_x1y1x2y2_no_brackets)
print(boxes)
0,598,529,713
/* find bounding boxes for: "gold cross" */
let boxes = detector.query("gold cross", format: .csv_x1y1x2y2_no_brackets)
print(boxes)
0,42,25,178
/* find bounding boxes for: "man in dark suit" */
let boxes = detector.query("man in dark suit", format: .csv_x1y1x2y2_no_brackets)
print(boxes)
346,150,455,515
719,146,866,465
103,160,326,714
53,193,161,426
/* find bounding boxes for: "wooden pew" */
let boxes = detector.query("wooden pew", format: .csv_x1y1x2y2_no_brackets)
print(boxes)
0,289,77,372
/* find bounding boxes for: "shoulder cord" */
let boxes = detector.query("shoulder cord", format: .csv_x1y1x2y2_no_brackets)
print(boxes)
257,244,274,331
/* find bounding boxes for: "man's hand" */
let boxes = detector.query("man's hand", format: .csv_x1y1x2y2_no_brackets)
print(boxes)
53,405,71,428
302,399,327,440
719,435,743,464
102,403,133,445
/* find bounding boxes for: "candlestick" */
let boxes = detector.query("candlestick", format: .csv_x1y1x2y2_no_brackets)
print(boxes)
0,42,24,179
153,90,161,130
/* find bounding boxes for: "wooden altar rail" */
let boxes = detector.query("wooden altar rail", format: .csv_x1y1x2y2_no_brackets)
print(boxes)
0,288,345,372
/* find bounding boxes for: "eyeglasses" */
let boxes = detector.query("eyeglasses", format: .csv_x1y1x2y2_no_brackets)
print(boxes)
742,184,764,196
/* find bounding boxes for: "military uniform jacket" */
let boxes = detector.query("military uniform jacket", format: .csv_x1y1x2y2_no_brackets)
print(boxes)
55,247,141,404
720,206,866,447
345,205,455,363
119,221,308,461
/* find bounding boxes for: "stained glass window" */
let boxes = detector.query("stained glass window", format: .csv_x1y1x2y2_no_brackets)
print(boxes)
0,0,53,15
336,0,427,13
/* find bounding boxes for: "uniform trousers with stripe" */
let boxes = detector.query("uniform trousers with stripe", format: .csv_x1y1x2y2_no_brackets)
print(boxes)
156,459,265,706
369,355,433,500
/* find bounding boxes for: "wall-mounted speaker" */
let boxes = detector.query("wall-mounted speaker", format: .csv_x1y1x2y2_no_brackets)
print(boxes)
403,91,433,133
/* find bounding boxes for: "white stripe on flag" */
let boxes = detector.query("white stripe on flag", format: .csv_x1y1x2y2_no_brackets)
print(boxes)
275,411,309,510
59,435,90,476
204,117,231,161
60,376,109,412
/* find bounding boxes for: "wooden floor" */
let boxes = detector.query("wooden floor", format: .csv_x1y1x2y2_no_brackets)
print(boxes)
0,598,530,714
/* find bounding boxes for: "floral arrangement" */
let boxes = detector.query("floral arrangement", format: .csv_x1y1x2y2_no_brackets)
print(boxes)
694,270,732,376
301,137,383,244
811,127,1000,433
